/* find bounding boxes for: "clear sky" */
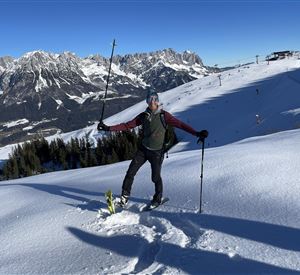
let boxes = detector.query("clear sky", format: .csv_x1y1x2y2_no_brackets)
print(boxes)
1,0,300,66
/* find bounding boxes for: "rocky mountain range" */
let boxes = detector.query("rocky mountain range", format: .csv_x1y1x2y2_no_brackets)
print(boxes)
0,48,213,146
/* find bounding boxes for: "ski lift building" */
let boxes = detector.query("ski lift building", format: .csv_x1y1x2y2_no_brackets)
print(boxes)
266,51,293,61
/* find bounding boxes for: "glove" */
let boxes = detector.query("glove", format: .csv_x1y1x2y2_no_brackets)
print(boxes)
97,121,110,132
196,130,209,142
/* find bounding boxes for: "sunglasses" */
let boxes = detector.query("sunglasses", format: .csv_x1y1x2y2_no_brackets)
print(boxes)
147,95,159,104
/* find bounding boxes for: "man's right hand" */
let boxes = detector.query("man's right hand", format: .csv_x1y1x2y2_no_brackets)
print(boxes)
196,130,209,142
97,121,110,132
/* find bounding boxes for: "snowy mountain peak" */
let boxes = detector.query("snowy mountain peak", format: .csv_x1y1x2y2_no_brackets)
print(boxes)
58,51,79,61
114,48,205,67
0,48,210,145
16,50,57,72
22,50,52,58
160,48,204,66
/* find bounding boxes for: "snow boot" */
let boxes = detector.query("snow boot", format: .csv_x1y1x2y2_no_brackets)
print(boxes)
150,196,162,208
116,194,129,208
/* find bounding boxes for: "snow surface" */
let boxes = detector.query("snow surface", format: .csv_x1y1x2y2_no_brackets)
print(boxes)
1,129,300,274
22,126,33,131
35,69,49,93
1,56,300,274
1,57,300,161
3,118,29,128
54,98,63,106
57,56,300,152
283,108,300,116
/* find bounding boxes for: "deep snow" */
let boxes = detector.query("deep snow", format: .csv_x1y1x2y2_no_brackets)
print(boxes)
1,129,300,274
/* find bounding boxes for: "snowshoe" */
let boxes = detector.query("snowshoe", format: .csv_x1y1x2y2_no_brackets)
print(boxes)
142,197,169,212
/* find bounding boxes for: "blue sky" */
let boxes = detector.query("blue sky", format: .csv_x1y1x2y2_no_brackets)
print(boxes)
1,0,299,66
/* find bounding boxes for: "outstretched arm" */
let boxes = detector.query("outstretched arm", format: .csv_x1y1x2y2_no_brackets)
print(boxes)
164,111,197,136
108,113,143,131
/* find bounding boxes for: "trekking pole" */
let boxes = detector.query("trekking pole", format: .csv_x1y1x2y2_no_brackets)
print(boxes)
99,39,117,122
197,137,205,213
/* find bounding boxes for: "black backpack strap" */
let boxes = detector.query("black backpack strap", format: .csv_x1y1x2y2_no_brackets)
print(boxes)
138,110,150,125
159,110,167,130
159,110,169,158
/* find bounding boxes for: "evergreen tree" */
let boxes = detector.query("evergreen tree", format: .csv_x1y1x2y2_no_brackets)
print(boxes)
70,138,80,169
95,139,105,165
0,126,145,181
2,164,9,180
4,159,12,179
9,157,19,178
17,155,27,177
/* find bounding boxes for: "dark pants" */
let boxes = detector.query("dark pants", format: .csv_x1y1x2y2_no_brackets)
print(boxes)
122,145,164,201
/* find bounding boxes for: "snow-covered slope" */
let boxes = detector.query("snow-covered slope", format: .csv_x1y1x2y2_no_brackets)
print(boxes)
1,56,300,161
1,128,300,274
58,55,300,148
106,56,300,149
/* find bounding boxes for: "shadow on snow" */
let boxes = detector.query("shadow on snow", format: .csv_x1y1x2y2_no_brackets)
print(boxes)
151,210,300,252
67,226,298,274
0,182,148,211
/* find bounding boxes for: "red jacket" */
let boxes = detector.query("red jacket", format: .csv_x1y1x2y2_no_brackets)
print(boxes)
109,110,197,136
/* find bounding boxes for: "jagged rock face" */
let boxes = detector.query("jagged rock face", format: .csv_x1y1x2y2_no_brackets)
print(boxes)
0,48,211,146
0,56,14,70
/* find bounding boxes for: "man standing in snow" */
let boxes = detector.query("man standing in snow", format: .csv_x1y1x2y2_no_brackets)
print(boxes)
97,90,208,208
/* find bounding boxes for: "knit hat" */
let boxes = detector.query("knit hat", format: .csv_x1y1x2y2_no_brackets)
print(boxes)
146,90,159,104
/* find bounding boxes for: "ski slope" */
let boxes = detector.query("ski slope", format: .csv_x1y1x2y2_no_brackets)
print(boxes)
51,55,300,150
1,128,300,274
107,56,300,152
1,56,300,160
